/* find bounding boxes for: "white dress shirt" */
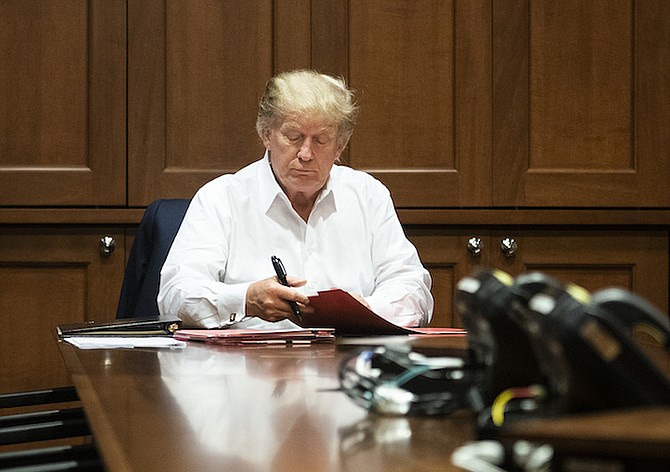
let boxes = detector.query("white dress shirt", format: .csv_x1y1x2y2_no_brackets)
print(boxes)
158,152,433,329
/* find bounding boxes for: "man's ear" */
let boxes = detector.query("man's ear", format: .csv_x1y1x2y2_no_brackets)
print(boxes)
262,129,272,149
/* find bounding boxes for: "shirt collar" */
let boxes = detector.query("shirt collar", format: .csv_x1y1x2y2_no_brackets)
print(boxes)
257,151,285,214
258,150,337,217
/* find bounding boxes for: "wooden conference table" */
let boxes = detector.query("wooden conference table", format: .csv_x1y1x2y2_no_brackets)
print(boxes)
58,334,670,471
57,336,474,472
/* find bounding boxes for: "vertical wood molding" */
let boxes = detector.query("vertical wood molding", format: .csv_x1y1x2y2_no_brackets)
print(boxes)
274,0,312,72
492,0,529,205
128,0,273,205
636,0,670,206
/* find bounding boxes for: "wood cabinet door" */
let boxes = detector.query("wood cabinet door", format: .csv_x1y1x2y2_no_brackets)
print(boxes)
491,229,669,312
127,1,669,208
407,228,669,327
127,0,280,205
339,0,492,208
323,0,670,208
127,0,494,208
492,0,670,207
0,1,126,206
0,228,125,393
406,228,493,327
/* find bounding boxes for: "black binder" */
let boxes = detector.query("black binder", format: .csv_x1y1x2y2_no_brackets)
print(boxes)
57,318,182,337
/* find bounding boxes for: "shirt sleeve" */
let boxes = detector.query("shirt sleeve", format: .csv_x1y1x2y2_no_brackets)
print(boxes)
157,185,249,328
361,181,434,327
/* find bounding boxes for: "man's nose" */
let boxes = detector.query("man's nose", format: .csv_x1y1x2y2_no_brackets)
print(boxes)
298,139,314,160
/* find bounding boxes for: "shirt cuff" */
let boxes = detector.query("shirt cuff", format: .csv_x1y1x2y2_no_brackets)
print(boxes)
215,282,251,327
366,293,426,328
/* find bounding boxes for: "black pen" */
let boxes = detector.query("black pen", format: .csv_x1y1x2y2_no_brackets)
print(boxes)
271,255,302,322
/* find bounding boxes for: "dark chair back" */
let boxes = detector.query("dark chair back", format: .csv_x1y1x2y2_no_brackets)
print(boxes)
116,198,191,318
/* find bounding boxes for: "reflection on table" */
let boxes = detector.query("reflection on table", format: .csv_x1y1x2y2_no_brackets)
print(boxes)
58,340,473,471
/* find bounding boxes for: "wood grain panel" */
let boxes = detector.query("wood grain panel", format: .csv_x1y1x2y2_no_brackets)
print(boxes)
0,229,125,394
530,0,632,170
274,0,312,72
165,1,271,170
0,2,87,166
408,227,668,327
128,0,274,205
406,228,488,327
492,229,669,312
349,1,454,170
636,0,670,207
492,0,529,204
494,0,670,207
0,0,126,206
0,265,86,392
347,0,492,207
311,0,349,76
526,266,632,295
424,265,458,327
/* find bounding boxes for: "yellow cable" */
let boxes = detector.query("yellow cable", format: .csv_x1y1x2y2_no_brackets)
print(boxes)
491,385,546,427
491,388,515,427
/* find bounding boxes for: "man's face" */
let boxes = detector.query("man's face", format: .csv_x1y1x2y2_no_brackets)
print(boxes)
263,114,344,200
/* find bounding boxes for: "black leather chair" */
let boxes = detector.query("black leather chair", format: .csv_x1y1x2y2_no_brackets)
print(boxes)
116,198,191,319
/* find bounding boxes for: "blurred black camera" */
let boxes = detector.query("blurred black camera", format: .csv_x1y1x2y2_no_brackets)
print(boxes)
455,267,670,428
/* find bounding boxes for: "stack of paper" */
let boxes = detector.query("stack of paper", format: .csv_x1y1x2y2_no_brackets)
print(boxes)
64,337,187,349
174,328,335,345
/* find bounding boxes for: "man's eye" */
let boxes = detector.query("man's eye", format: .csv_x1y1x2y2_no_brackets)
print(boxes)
315,136,331,145
285,134,301,142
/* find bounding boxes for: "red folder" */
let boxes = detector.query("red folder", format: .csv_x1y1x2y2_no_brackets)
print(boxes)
304,289,466,336
174,327,335,345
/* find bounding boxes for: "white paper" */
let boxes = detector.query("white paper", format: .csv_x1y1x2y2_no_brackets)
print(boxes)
65,336,187,350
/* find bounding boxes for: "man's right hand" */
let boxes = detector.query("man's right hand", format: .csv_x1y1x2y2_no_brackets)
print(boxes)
245,276,313,323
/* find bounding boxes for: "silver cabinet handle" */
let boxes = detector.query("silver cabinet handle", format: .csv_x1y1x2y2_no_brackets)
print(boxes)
500,237,517,257
467,237,483,255
100,235,116,255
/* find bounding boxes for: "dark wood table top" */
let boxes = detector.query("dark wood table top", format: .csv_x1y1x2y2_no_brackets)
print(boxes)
58,337,473,472
499,405,670,460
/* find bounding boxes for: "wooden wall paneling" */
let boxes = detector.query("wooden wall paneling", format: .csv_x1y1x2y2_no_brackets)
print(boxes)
128,0,276,205
310,0,350,164
128,0,166,205
636,0,670,206
408,226,669,327
490,229,669,312
455,0,494,208
0,1,126,206
406,227,491,327
310,0,349,76
493,0,670,207
0,228,125,393
345,0,492,208
492,0,529,205
274,0,312,72
531,2,632,170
